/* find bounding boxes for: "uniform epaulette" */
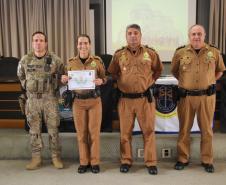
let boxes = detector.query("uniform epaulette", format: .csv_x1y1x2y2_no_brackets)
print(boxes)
209,44,218,49
115,46,125,53
94,56,106,67
93,56,101,60
176,45,186,51
144,45,156,52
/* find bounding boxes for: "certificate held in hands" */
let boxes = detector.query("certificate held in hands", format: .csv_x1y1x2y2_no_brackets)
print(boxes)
68,70,95,90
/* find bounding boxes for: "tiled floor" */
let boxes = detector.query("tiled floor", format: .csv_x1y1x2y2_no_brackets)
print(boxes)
0,160,226,185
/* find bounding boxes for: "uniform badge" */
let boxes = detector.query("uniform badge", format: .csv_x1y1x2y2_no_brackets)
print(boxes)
143,52,151,61
90,61,97,67
207,51,213,59
120,53,127,62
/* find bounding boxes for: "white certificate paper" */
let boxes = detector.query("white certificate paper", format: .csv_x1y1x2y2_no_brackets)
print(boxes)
68,70,95,90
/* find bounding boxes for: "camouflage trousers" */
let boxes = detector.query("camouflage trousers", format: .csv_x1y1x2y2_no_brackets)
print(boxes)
25,95,61,157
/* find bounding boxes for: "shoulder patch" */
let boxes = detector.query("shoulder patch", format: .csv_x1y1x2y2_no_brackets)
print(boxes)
176,45,186,51
144,45,156,52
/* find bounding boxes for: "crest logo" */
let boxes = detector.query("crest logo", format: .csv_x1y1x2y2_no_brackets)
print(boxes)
155,85,177,117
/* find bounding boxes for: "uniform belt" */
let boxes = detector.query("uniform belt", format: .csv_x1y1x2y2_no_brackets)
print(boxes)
179,84,216,97
186,89,209,96
75,90,100,99
121,91,149,99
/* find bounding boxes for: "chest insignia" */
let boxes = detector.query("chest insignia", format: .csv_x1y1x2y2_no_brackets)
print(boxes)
119,52,127,62
90,61,97,67
143,52,151,61
207,51,213,59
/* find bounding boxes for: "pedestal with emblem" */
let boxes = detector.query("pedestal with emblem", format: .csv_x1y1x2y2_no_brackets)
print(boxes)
133,76,199,133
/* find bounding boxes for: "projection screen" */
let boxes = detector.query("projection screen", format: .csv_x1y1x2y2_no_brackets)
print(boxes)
106,0,197,62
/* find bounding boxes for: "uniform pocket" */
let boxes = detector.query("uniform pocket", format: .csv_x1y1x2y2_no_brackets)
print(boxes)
37,79,44,93
119,60,130,74
180,58,192,72
205,58,215,71
26,80,38,92
141,60,152,73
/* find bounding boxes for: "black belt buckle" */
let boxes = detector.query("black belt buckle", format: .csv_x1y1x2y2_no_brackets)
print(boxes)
191,89,201,96
75,90,100,99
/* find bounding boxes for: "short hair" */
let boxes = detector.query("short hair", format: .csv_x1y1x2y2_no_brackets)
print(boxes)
76,34,91,44
32,31,48,42
126,24,141,33
188,24,206,35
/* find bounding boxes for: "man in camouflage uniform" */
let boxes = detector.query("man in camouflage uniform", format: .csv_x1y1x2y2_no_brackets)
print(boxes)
108,24,163,175
17,31,64,170
61,34,106,174
171,24,225,173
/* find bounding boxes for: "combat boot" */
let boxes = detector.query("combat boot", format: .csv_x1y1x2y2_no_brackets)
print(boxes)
52,156,64,169
26,156,42,170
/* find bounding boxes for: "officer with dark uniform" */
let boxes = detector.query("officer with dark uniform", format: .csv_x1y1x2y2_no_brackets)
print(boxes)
17,31,64,170
108,24,163,175
171,24,225,173
61,34,106,174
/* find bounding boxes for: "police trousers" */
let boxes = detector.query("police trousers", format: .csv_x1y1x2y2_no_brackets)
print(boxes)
177,95,215,164
118,97,157,166
26,95,61,157
72,97,102,165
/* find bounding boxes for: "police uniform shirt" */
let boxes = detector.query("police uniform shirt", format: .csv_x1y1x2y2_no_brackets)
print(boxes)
66,55,106,94
171,43,225,90
108,45,163,93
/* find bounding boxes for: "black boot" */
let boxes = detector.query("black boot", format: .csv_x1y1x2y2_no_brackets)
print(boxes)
147,166,158,175
77,165,90,173
91,165,100,173
174,161,189,170
120,164,131,173
201,163,214,173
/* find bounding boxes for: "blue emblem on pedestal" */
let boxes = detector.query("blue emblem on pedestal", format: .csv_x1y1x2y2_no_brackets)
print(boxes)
155,85,177,114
